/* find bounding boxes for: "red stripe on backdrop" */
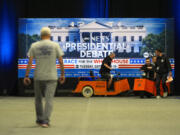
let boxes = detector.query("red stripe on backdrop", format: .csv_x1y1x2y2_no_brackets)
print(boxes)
18,64,75,67
119,67,143,69
18,64,174,69
118,64,143,66
118,66,174,69
18,64,75,66
18,67,75,69
18,65,75,69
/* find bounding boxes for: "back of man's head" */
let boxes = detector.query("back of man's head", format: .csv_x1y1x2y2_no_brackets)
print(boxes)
40,27,51,37
155,49,163,57
155,49,163,53
146,57,150,60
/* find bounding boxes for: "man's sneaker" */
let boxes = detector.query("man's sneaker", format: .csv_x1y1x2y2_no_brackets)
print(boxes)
36,120,43,126
41,123,49,128
36,120,50,128
156,96,161,99
163,92,168,98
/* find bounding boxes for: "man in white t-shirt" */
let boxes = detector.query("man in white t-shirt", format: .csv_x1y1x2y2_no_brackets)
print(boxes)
23,27,65,128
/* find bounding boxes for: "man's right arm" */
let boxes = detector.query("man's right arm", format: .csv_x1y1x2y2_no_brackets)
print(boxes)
23,44,34,85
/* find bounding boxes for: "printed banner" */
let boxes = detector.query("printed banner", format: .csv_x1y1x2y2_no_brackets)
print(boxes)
18,18,174,78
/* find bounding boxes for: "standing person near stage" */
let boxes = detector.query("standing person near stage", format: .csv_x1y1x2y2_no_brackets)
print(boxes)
154,49,172,99
99,53,115,90
23,27,65,128
152,56,157,66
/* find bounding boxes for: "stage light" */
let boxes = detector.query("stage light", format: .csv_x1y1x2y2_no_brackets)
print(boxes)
0,0,16,66
83,0,109,17
173,0,180,35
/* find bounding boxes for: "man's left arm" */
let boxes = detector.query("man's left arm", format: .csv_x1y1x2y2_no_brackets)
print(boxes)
56,44,65,84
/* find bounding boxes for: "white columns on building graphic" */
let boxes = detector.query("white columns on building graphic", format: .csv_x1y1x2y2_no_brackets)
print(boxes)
80,32,83,43
100,32,103,43
90,32,92,43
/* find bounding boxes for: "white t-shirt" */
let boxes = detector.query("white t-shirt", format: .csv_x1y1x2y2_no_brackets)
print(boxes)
28,39,64,80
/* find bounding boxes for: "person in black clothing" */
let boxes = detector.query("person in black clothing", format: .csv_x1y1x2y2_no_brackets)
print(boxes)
152,56,157,66
140,58,155,98
99,53,115,89
141,58,155,80
155,49,172,99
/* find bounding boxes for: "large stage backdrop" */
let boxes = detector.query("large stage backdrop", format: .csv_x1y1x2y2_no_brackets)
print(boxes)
18,18,174,78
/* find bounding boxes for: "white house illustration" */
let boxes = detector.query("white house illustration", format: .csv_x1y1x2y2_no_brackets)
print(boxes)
49,21,146,53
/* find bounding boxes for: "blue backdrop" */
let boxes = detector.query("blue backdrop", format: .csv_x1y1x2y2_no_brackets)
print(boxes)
0,0,17,93
0,0,179,94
